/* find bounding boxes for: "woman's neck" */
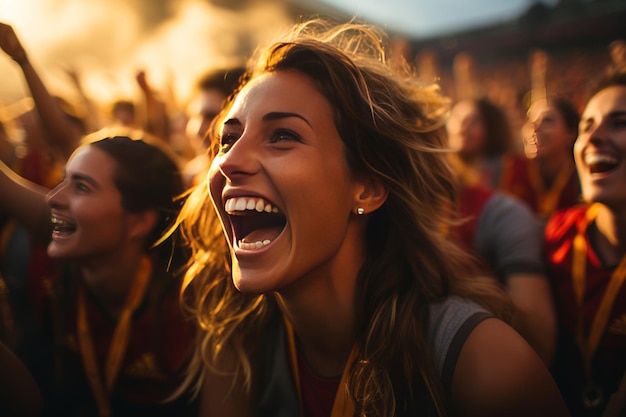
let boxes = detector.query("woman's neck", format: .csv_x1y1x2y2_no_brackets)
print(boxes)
535,152,572,187
593,204,626,266
274,212,374,378
277,290,355,377
78,251,147,318
275,227,365,377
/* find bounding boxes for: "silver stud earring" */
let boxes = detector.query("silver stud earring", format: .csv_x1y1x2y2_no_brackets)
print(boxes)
357,207,365,215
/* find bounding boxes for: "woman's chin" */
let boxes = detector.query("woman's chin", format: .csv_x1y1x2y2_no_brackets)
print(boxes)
232,268,283,295
47,243,78,261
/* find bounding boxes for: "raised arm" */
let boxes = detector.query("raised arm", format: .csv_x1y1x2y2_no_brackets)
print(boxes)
0,22,82,160
136,70,171,143
62,64,102,133
0,159,51,241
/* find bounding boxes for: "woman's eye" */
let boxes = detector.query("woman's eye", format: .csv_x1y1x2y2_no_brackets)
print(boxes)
270,129,301,144
75,183,90,193
219,132,239,152
614,117,626,128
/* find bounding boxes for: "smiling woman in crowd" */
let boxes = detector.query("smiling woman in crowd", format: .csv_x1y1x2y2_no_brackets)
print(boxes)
0,132,197,416
177,19,569,417
545,67,626,417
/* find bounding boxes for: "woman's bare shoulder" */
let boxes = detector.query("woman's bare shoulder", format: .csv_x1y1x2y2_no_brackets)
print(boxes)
450,318,570,417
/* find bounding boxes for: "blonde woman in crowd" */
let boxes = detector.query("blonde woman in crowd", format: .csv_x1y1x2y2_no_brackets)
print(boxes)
178,19,568,417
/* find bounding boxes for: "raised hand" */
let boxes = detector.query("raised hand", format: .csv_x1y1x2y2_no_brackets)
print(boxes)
0,22,27,64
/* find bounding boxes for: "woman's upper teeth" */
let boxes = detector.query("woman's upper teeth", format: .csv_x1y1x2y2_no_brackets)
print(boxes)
51,216,71,226
225,197,280,214
50,216,76,231
584,153,618,166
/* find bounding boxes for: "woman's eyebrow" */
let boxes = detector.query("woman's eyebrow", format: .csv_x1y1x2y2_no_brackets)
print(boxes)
581,110,626,122
69,172,100,188
262,111,312,128
609,110,626,118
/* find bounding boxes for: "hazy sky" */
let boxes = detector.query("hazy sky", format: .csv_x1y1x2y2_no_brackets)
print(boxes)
0,0,558,107
318,0,558,37
0,0,293,104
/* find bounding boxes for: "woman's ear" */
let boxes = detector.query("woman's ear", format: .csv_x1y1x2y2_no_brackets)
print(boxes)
353,177,388,215
128,210,159,241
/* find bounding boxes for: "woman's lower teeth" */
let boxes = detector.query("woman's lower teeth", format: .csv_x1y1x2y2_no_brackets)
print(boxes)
239,239,271,250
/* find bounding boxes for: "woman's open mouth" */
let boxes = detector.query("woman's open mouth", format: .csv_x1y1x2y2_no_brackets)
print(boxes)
224,196,286,250
51,216,77,238
584,152,619,175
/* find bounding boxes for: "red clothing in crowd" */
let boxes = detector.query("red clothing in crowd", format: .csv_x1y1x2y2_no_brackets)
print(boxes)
545,205,626,417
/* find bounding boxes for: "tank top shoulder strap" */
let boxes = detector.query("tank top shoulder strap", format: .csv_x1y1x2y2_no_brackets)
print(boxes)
427,296,494,393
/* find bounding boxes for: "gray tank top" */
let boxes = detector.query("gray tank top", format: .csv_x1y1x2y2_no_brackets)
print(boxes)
257,296,493,416
428,296,493,392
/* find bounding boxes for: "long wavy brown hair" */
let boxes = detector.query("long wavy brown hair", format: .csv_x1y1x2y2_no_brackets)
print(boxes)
177,19,512,416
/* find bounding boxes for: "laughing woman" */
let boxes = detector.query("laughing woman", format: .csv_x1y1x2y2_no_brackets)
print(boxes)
545,68,626,417
178,20,569,417
0,133,196,416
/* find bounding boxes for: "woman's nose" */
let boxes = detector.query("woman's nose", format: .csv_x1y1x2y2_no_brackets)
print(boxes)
216,135,260,180
45,182,67,207
580,119,608,144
